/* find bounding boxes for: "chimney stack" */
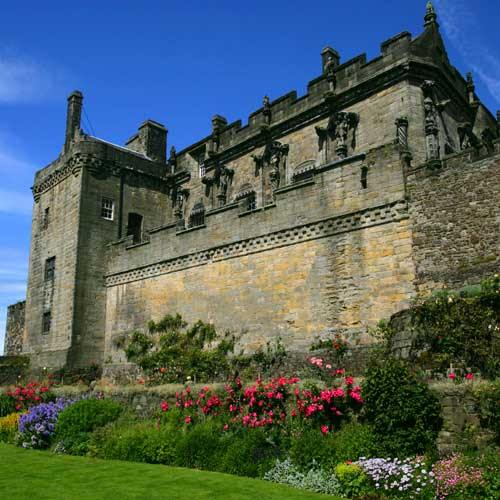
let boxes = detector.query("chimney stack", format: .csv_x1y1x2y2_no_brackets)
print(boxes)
137,120,168,163
65,90,83,153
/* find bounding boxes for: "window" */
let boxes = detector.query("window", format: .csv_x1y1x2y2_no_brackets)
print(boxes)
127,213,143,244
44,257,56,281
189,201,205,228
42,207,50,229
101,198,114,220
42,311,51,334
361,166,368,189
198,160,206,178
246,193,257,211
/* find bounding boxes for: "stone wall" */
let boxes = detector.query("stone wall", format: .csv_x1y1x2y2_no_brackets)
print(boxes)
104,143,416,361
407,142,500,293
4,301,25,355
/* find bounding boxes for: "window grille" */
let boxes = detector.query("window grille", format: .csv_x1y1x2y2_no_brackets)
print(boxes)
101,198,114,220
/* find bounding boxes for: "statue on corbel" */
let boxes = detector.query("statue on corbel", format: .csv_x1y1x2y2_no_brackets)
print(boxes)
173,186,190,230
252,134,289,203
201,161,234,208
315,110,359,163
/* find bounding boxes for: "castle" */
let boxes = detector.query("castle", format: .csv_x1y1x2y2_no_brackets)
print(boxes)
4,3,500,372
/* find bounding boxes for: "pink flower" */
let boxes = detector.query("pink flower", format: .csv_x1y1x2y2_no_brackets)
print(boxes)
345,376,354,386
449,372,456,380
326,364,332,370
223,424,229,431
465,373,474,380
184,416,192,424
321,425,329,435
160,401,169,412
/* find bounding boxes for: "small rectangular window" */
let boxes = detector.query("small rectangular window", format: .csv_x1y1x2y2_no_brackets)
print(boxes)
101,198,114,220
44,257,56,281
42,311,51,334
42,207,50,229
361,166,368,189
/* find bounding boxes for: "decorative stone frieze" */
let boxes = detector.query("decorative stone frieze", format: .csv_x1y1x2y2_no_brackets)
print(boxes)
105,199,408,287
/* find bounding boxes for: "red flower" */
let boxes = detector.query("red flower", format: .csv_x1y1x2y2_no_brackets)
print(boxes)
160,401,169,412
448,373,456,380
465,373,474,380
321,425,329,435
184,416,192,424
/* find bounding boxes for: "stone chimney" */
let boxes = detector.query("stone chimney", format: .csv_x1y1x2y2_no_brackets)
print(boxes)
64,90,83,153
137,120,168,163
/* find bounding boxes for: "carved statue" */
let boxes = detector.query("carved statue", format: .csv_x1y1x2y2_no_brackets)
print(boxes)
169,146,177,173
252,137,289,201
315,111,359,160
423,94,440,161
323,53,337,93
481,129,495,154
457,122,480,151
174,187,189,229
263,95,271,125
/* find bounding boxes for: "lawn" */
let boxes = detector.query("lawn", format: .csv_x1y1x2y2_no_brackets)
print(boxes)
0,443,335,499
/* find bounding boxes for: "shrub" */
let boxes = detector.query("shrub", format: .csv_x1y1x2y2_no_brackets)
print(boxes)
0,393,16,417
334,463,370,498
331,422,378,463
0,356,29,385
18,398,74,449
288,428,335,471
381,275,500,378
90,422,178,464
219,428,282,477
124,314,237,383
6,381,54,411
0,412,22,443
55,398,123,455
475,379,500,444
174,420,228,471
362,358,442,457
264,458,342,495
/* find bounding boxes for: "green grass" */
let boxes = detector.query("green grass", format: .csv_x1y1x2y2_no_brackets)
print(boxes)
0,444,335,499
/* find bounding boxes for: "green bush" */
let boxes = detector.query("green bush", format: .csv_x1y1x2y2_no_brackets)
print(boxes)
334,463,370,498
55,398,124,455
174,420,228,471
475,379,500,444
123,314,237,383
219,428,282,478
380,275,500,378
288,428,335,471
362,358,442,457
0,394,16,418
90,421,178,464
331,422,378,463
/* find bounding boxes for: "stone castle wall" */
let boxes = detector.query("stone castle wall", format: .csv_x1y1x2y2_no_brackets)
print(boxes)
408,141,500,293
4,301,25,356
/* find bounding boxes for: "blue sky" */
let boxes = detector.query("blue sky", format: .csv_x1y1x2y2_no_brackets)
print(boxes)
1,0,499,353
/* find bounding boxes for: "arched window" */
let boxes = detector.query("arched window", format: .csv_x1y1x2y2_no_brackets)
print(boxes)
234,183,256,212
189,201,205,227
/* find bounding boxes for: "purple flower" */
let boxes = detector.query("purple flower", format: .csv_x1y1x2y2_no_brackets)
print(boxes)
19,397,75,449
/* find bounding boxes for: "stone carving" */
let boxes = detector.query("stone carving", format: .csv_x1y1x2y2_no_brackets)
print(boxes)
252,136,289,202
174,187,189,231
262,95,271,125
481,128,495,154
315,111,359,162
457,122,480,151
208,115,227,156
168,146,177,173
321,47,340,94
202,160,234,208
421,81,441,161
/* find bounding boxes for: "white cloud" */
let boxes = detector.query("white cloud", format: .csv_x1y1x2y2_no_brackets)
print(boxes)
435,0,500,103
0,188,33,216
0,51,65,104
